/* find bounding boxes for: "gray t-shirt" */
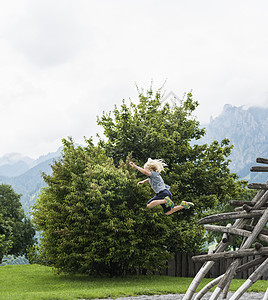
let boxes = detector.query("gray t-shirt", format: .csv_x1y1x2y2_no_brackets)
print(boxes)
149,171,170,194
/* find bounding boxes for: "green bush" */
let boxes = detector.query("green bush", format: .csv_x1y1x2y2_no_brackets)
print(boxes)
33,139,171,275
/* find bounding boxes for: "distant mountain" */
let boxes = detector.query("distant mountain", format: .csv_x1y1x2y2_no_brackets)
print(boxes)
199,104,268,183
0,148,62,213
0,153,34,167
0,153,34,177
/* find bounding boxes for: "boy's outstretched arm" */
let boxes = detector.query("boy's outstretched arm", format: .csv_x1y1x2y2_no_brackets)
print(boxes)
137,178,149,186
129,161,151,177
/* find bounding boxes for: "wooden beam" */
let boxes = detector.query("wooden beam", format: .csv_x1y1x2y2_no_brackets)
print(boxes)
230,200,268,208
192,247,268,263
250,166,268,172
230,200,254,207
243,204,252,212
256,157,268,164
247,183,268,190
236,256,267,273
198,210,264,225
243,224,268,236
204,224,268,243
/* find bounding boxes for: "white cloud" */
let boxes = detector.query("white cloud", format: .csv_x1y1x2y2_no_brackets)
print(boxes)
0,0,268,157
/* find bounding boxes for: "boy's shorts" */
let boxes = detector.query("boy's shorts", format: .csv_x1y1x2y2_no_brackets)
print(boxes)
147,189,173,213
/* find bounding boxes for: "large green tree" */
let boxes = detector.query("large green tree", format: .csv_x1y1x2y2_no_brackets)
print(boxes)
97,87,246,253
0,184,36,260
33,87,246,276
33,139,173,275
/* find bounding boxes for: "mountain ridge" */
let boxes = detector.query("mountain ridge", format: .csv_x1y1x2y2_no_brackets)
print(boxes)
199,104,268,182
0,149,62,213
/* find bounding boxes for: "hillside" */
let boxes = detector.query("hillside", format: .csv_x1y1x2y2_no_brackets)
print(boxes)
0,149,62,213
199,104,268,183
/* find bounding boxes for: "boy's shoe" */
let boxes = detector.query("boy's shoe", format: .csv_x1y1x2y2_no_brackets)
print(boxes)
180,201,194,209
165,196,174,208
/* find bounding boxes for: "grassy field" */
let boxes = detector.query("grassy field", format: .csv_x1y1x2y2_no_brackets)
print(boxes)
0,264,267,300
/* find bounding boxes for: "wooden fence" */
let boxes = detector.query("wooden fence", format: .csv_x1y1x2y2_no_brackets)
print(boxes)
160,253,268,280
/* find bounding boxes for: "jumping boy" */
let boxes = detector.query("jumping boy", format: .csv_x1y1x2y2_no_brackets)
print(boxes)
129,158,194,215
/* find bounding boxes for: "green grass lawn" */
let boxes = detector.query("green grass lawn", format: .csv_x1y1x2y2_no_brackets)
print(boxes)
0,264,266,300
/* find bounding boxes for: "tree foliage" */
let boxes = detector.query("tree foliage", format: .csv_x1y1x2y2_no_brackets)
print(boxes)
33,139,172,275
97,87,246,252
0,184,36,262
0,213,12,263
33,86,247,275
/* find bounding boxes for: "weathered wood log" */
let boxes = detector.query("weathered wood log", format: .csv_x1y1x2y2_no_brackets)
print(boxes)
230,200,268,207
256,157,268,164
222,233,228,243
236,256,267,273
184,179,268,300
222,277,232,299
254,242,263,250
194,275,224,300
210,260,240,300
221,224,232,243
195,256,267,300
248,183,268,190
263,288,268,300
230,200,253,207
252,188,267,205
242,208,268,248
243,204,252,212
215,208,268,298
253,191,268,210
192,247,268,263
250,166,268,172
263,287,268,300
198,210,264,225
235,206,266,212
243,224,268,235
183,217,260,300
204,224,268,243
229,258,268,300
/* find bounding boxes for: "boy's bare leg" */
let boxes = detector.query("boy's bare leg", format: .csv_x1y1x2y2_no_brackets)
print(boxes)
147,199,166,208
165,205,184,215
165,201,195,215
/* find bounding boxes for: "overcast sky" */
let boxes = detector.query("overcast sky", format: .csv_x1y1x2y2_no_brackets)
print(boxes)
0,0,268,158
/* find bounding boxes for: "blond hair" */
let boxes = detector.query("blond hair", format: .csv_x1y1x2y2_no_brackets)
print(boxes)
144,158,167,173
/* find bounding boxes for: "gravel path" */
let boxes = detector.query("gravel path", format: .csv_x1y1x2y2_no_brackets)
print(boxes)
95,292,265,300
